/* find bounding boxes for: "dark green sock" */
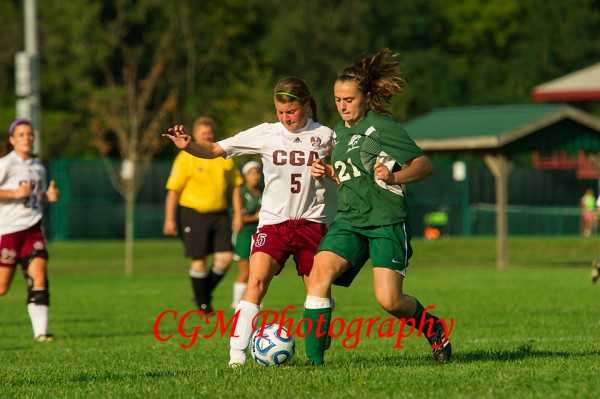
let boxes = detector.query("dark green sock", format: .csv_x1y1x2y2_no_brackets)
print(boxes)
303,307,331,364
412,298,439,342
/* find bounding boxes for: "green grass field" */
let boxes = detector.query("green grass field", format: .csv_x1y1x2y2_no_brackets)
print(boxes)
1,237,599,398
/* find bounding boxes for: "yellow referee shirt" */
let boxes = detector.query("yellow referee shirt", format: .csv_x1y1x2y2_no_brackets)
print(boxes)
165,151,242,213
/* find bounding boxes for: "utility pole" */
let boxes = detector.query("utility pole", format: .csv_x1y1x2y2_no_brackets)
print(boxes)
15,0,41,156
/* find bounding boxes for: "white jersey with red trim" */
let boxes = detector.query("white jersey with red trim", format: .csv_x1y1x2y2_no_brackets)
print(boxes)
0,151,47,235
218,118,333,226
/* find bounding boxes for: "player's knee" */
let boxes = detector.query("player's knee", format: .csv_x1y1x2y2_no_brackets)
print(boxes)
214,252,234,268
307,267,335,292
27,288,50,306
377,293,413,317
375,293,402,315
22,249,48,270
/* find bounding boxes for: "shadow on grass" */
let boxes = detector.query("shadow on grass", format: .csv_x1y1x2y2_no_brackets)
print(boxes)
0,345,29,352
68,369,196,383
536,260,594,269
454,341,600,363
1,370,197,387
63,330,152,339
305,341,600,368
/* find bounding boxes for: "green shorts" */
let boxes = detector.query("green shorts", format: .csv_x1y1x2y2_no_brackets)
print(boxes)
317,220,413,287
233,225,257,261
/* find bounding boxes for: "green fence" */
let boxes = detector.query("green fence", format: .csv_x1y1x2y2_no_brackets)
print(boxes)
48,158,172,240
46,157,590,240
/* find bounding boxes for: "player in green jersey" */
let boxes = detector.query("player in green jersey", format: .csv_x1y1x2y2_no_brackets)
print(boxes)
231,161,263,308
303,48,452,364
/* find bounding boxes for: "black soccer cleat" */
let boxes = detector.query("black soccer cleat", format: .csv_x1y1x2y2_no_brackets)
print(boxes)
199,303,213,313
428,321,452,363
591,260,600,283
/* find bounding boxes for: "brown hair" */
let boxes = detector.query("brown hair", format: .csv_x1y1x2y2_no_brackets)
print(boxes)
0,140,11,157
273,77,319,122
336,48,405,115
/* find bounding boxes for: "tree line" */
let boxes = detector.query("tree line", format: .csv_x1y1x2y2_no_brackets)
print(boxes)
1,0,599,162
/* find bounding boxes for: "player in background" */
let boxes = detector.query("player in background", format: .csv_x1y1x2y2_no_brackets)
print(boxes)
304,48,452,364
592,193,600,283
231,161,263,308
580,188,596,237
163,116,243,313
0,118,59,342
164,77,334,367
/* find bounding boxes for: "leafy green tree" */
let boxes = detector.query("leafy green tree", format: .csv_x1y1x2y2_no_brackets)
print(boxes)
0,1,22,106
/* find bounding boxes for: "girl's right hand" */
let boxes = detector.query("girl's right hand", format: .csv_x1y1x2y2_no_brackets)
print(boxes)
163,125,191,149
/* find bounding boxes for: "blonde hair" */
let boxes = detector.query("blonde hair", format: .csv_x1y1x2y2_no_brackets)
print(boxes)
273,77,319,122
336,48,405,115
193,116,215,131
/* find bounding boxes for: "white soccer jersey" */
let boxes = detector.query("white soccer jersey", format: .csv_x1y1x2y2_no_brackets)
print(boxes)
0,151,47,235
218,119,334,226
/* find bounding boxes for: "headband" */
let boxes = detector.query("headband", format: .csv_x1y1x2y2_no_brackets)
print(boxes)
242,161,262,176
9,118,32,136
275,92,300,101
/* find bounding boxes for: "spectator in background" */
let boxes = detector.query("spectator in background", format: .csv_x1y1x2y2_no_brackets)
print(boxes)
163,116,243,313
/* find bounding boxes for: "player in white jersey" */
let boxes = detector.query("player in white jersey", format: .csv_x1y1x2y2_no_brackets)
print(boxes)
0,119,59,342
164,77,334,366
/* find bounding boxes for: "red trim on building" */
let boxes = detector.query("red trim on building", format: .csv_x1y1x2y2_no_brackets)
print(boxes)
532,90,600,102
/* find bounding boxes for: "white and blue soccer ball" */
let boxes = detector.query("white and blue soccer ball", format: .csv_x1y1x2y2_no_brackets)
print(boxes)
249,324,295,366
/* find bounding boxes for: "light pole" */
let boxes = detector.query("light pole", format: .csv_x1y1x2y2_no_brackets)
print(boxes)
15,0,41,156
453,160,471,236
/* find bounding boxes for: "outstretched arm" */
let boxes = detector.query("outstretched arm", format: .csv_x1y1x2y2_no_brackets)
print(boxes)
163,125,226,159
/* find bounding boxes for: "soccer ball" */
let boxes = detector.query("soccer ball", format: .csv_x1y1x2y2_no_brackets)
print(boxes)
249,324,295,366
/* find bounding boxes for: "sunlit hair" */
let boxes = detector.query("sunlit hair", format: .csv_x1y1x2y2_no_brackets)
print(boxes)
273,77,319,122
193,116,215,131
336,48,405,115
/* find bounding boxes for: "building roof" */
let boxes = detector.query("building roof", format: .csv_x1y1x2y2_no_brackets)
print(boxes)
532,63,600,102
404,103,600,151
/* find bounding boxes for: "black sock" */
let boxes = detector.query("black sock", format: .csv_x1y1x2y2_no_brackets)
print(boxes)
209,265,227,292
189,270,211,307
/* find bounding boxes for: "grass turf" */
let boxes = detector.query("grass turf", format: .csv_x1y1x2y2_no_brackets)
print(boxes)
1,237,599,398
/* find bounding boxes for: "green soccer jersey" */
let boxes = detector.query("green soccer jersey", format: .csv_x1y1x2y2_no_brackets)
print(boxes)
331,111,424,227
240,184,262,233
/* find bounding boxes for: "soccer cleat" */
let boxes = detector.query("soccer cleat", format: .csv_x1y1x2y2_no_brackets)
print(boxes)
591,260,600,283
199,303,213,313
305,359,322,366
34,334,55,342
228,361,244,369
428,321,451,363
